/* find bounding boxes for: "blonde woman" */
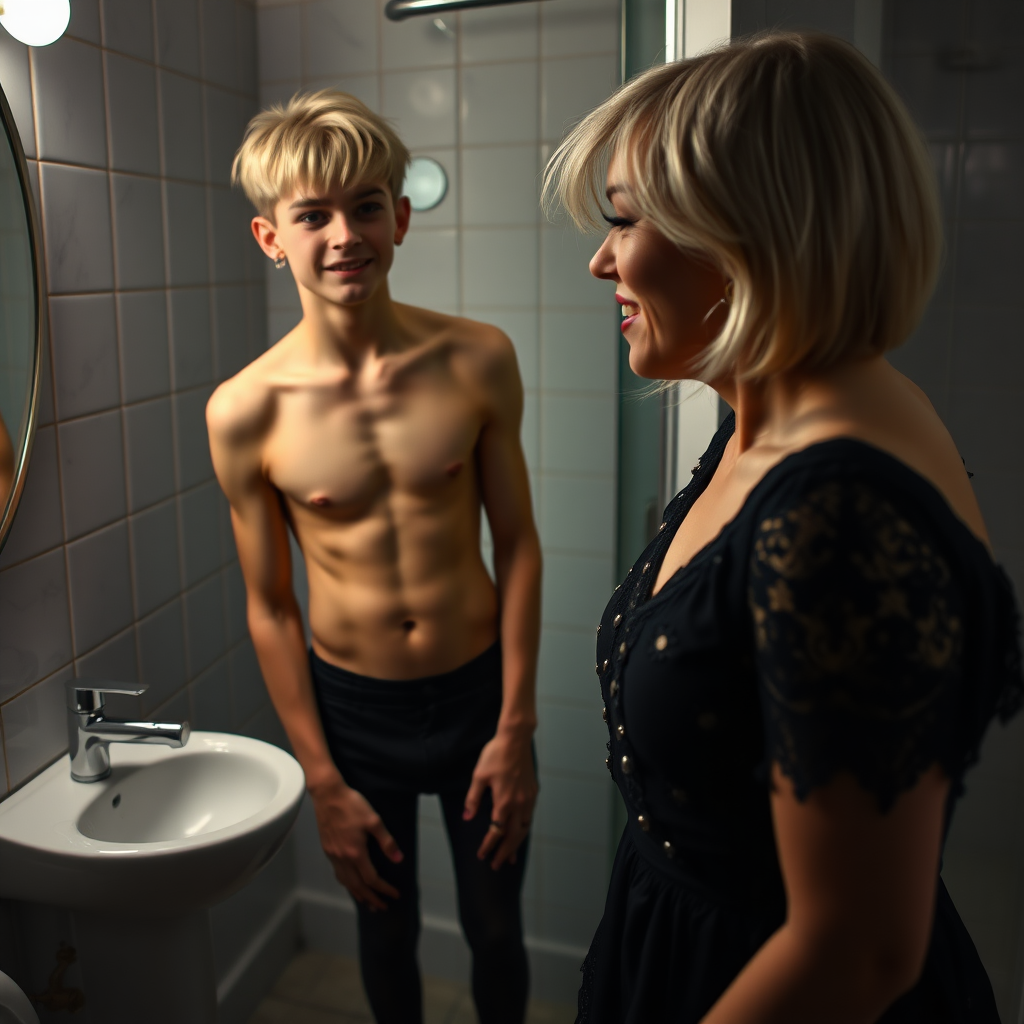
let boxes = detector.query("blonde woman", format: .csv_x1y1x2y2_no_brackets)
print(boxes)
545,32,1022,1024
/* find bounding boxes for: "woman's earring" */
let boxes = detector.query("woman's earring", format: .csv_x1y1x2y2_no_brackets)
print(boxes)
724,280,735,303
273,252,287,269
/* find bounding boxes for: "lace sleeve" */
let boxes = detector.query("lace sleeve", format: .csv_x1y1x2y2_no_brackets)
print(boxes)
749,476,965,812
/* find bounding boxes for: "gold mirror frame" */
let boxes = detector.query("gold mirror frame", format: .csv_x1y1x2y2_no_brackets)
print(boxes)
0,79,45,557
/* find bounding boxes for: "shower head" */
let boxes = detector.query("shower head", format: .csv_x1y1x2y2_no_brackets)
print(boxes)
385,0,551,21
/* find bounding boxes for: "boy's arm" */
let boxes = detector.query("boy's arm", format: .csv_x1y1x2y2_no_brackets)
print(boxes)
206,384,402,908
462,335,542,869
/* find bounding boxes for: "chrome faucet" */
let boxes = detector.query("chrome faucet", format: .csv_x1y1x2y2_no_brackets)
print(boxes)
66,681,190,783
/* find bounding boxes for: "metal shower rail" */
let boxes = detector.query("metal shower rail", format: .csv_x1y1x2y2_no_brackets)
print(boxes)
385,0,551,21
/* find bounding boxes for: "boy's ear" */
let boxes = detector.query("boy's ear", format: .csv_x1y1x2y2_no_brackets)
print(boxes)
251,215,280,260
393,195,411,246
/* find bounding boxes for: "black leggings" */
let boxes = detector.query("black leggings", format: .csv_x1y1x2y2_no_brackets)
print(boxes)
311,644,530,1024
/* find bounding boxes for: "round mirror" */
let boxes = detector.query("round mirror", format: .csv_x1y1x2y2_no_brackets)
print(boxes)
403,156,448,212
0,82,44,555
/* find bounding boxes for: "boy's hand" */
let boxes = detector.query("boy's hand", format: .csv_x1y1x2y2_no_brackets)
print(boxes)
310,778,403,910
464,732,538,869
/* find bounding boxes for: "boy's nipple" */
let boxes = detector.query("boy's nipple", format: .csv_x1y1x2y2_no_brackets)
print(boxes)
310,495,332,508
445,461,464,478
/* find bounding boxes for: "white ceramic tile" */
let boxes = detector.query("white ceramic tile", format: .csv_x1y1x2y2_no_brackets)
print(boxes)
464,309,539,389
154,0,201,76
210,188,247,284
257,3,302,82
304,0,378,78
382,8,456,71
541,0,619,58
462,227,538,309
541,53,619,143
36,328,54,427
541,551,614,630
460,62,538,146
32,37,107,167
389,227,458,309
247,283,269,356
201,0,239,91
67,0,101,43
268,307,302,346
105,54,160,176
0,427,62,569
2,668,71,788
460,4,539,63
76,626,138,684
229,638,267,727
258,78,303,110
67,520,133,654
461,145,540,227
164,181,210,285
180,480,223,586
184,573,227,676
536,701,610,778
0,550,72,698
50,294,120,421
173,385,216,490
304,72,380,112
403,147,457,229
540,225,608,309
537,625,598,704
213,285,249,382
265,259,301,312
205,87,242,187
40,164,114,294
124,397,176,513
118,291,171,404
101,0,154,60
189,656,233,730
540,392,615,476
111,175,166,290
223,561,246,645
382,69,457,149
169,288,214,390
0,33,35,159
541,309,618,392
521,390,539,471
136,597,188,712
160,71,206,183
535,771,610,845
540,474,614,556
237,3,259,96
58,410,127,540
129,497,180,619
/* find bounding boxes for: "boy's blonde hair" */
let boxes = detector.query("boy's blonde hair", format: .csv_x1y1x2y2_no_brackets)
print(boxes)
543,32,943,382
232,90,410,218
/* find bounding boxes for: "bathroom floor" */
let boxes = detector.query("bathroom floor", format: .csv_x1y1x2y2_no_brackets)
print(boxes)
248,949,577,1023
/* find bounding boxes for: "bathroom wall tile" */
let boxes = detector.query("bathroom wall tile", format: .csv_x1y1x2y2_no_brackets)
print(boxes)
237,5,259,95
535,772,610,846
461,145,540,227
152,687,189,725
521,391,539,471
124,397,176,512
169,288,214,390
541,552,615,630
205,87,242,186
460,62,539,146
174,385,216,490
888,0,964,54
304,0,378,78
389,228,458,310
32,37,107,167
0,427,63,569
242,698,290,750
137,598,188,713
213,285,250,381
946,388,1024,476
0,34,36,158
537,626,597,704
966,57,1024,141
189,657,233,731
259,78,303,111
180,481,223,587
541,310,618,392
0,550,72,699
268,308,302,347
382,10,456,71
962,143,1024,221
956,223,1024,307
49,294,120,421
541,54,619,143
210,189,247,284
540,0,619,58
540,226,609,309
540,840,608,916
538,899,601,949
536,702,610,779
223,561,247,645
201,0,240,90
462,228,538,308
130,498,181,618
58,410,127,540
67,0,101,44
540,392,615,475
887,54,963,138
304,72,379,112
465,309,539,390
248,282,270,356
164,181,210,286
67,520,133,654
2,668,71,789
930,142,960,222
101,0,154,60
40,164,114,294
105,55,160,176
540,475,615,556
76,626,138,683
229,639,267,727
118,291,172,404
111,175,166,290
266,260,301,310
160,72,206,183
972,471,1024,551
382,69,457,149
184,570,227,677
37,337,54,428
950,305,1024,390
154,0,201,76
461,5,539,63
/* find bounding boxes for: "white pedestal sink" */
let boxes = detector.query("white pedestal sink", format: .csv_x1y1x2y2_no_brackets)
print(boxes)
0,732,305,1023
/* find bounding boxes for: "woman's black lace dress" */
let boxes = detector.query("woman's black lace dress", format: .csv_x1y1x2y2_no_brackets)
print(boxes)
577,413,1023,1024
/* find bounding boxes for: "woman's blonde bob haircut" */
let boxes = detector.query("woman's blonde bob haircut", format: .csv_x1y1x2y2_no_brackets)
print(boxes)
232,90,410,218
543,32,942,382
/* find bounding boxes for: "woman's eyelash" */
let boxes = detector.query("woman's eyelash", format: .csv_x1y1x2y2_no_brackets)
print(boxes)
602,213,634,228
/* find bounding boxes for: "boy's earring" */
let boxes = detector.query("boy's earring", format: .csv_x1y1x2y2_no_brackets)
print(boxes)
273,252,287,269
724,280,735,303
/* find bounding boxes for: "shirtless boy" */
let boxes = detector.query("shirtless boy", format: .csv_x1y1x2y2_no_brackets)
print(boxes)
207,92,541,1024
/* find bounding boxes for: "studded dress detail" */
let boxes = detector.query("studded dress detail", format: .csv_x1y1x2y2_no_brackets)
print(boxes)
577,413,1023,1024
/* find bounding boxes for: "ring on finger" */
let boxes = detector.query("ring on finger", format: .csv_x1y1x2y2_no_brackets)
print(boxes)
488,819,505,834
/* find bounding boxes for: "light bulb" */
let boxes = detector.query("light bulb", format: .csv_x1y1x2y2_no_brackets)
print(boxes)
0,0,70,47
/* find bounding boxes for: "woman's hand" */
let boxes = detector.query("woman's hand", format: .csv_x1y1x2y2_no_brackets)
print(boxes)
309,776,403,911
